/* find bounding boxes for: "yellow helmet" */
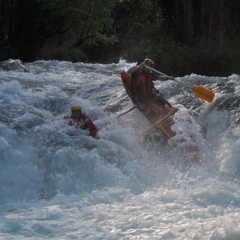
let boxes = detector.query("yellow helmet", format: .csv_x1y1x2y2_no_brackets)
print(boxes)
71,105,82,112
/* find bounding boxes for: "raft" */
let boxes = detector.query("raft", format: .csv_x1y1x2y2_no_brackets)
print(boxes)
121,70,177,139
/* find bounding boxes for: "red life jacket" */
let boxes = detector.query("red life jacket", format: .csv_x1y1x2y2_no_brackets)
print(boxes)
65,114,97,138
121,70,133,98
133,72,153,98
75,114,97,138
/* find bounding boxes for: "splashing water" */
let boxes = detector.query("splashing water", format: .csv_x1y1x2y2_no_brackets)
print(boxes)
0,59,240,239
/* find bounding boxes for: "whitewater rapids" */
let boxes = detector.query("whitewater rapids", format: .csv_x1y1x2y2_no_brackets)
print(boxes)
0,59,240,239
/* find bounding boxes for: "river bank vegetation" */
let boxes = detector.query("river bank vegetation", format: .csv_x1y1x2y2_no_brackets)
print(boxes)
0,0,240,76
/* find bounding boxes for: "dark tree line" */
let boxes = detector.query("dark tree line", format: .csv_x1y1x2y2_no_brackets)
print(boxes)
1,0,240,75
0,0,117,61
0,0,74,60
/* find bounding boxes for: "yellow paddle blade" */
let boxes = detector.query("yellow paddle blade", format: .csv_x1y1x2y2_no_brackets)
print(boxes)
192,86,215,102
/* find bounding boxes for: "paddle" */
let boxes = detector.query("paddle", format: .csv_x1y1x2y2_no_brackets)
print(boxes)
145,66,215,103
117,106,137,118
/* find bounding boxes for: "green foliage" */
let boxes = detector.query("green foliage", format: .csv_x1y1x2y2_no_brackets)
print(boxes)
0,44,20,61
150,37,240,76
39,44,88,62
113,0,240,75
70,0,118,47
1,0,240,75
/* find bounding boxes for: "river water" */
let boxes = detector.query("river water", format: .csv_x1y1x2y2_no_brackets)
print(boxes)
0,59,240,239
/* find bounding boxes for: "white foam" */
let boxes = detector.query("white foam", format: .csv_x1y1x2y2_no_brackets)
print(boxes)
0,60,240,239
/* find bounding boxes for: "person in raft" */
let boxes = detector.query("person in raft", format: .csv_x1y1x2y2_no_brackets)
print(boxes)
126,58,175,111
64,105,97,138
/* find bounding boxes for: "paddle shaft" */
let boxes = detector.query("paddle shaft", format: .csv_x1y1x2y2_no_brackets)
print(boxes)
117,106,137,118
145,65,193,89
145,65,214,102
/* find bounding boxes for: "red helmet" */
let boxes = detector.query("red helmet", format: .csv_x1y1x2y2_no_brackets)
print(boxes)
144,58,154,67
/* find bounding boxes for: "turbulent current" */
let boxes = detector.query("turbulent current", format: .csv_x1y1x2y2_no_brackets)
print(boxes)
0,59,240,239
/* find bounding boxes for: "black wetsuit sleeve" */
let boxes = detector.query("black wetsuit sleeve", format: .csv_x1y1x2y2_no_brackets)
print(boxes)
152,72,159,81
